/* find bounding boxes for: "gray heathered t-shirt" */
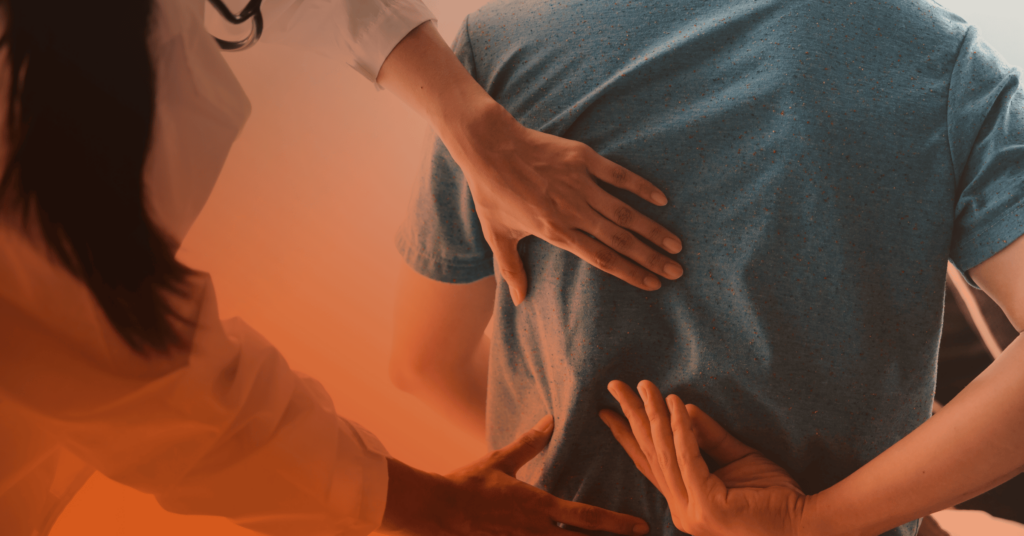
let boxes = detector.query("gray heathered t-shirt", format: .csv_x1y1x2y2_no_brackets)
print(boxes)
396,1,1024,534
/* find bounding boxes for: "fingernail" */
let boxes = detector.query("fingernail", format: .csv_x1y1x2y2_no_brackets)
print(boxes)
533,415,554,434
634,523,650,535
663,237,683,253
511,288,523,306
644,276,661,290
652,191,668,206
665,263,683,279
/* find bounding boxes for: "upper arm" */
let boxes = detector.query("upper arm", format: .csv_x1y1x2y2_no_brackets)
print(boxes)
969,233,1024,332
946,29,1024,329
390,262,496,382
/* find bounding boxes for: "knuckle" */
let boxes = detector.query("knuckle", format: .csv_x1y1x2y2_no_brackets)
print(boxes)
485,450,505,467
610,166,629,184
594,249,617,270
612,206,635,226
610,231,633,250
646,251,663,270
646,225,667,243
548,228,571,247
499,264,522,278
564,143,588,163
524,430,547,448
658,450,675,469
537,216,562,237
576,507,602,526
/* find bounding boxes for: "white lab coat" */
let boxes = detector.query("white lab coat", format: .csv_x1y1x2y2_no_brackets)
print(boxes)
0,1,435,535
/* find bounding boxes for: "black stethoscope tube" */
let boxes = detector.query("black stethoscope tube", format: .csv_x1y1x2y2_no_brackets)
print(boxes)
207,0,263,51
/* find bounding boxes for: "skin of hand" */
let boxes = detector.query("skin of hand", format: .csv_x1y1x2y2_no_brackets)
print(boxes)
601,382,955,536
795,233,1024,536
379,415,651,536
598,236,1024,536
601,380,807,536
377,22,684,305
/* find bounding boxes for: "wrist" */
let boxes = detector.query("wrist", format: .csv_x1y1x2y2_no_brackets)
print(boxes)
380,458,457,535
797,491,875,536
431,95,519,166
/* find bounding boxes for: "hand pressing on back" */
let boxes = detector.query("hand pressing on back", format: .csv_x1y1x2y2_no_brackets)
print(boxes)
381,415,651,536
601,380,807,536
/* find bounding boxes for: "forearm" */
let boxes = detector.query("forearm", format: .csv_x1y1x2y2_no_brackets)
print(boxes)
396,335,490,439
804,334,1024,536
376,21,519,172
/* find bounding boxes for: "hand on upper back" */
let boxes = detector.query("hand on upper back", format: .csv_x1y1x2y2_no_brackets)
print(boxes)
376,22,683,306
969,234,1024,332
601,380,807,536
381,416,650,536
447,104,685,305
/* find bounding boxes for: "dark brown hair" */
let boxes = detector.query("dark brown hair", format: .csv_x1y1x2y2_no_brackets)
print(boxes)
0,0,195,354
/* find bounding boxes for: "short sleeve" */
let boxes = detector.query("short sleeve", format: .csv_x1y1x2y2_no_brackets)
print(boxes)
395,21,493,283
396,135,495,284
948,27,1024,283
260,0,437,87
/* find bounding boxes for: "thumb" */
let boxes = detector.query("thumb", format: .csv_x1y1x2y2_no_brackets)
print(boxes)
490,232,529,306
490,415,554,475
685,404,758,466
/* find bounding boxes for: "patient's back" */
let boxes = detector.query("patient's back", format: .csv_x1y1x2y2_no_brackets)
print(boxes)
398,1,1024,535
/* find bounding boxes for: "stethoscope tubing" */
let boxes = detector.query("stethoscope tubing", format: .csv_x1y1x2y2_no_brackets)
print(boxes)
207,0,263,51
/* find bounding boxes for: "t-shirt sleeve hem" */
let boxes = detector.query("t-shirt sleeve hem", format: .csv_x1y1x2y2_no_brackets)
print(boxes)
395,232,494,284
950,195,1024,287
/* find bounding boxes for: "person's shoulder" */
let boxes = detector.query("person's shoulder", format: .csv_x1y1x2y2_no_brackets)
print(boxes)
467,0,541,25
884,0,970,37
463,0,580,40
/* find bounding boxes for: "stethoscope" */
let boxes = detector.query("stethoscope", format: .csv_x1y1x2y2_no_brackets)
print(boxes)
207,0,263,51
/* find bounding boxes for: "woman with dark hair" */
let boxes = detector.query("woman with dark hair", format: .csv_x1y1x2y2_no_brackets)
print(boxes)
0,0,680,535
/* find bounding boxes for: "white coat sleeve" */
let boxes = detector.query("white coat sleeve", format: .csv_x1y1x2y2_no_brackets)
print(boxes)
0,225,390,536
258,0,437,87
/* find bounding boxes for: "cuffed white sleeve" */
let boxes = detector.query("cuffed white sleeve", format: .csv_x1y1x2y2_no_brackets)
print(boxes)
260,0,437,87
0,225,390,536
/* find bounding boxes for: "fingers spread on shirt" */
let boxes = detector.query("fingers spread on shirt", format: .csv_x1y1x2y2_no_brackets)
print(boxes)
607,380,667,491
586,151,668,207
585,211,684,282
564,231,661,291
589,193,683,257
599,409,657,485
548,497,650,536
683,403,759,467
639,381,689,505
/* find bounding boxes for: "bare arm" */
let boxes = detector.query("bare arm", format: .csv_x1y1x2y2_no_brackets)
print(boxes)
390,263,495,438
377,23,684,305
804,235,1024,535
598,234,1024,536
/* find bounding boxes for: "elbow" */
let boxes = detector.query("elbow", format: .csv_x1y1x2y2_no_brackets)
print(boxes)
389,352,430,394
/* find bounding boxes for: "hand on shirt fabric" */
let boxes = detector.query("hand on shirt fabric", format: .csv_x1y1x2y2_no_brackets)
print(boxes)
377,22,684,306
601,380,806,536
381,415,650,536
447,104,686,305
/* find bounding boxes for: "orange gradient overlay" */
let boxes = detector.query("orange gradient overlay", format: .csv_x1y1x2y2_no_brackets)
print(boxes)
47,0,1023,535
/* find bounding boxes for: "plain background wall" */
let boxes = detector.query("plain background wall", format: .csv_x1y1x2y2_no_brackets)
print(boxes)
51,0,1022,534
